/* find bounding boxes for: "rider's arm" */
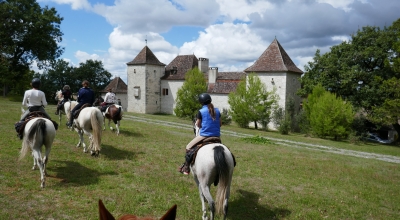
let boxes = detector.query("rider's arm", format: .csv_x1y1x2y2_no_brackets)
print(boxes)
22,91,29,107
41,91,48,106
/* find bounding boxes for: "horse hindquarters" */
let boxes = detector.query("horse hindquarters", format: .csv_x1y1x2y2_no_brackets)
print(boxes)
19,118,56,188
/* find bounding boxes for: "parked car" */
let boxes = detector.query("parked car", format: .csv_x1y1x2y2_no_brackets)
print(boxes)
362,133,393,144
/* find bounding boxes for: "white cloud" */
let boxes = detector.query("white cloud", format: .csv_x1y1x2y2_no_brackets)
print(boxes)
179,23,268,70
75,50,100,63
92,0,220,33
39,0,91,10
215,0,274,21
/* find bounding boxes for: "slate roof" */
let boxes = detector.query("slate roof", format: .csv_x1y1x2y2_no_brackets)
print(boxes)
245,39,303,74
126,46,166,66
206,72,245,94
161,55,198,80
102,77,127,93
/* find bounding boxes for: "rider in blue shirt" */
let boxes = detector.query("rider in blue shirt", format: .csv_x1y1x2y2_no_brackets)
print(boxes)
178,93,221,175
66,80,95,127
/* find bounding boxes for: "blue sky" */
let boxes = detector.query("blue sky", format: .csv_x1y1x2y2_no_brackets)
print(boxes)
36,0,400,83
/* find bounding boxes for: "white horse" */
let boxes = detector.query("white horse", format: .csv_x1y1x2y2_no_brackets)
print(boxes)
55,90,77,124
190,122,235,220
19,117,56,188
71,107,103,156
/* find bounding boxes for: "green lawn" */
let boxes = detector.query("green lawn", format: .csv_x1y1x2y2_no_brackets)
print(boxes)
0,97,399,219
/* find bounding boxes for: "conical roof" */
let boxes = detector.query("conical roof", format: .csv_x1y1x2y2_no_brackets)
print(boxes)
102,77,127,93
161,55,198,80
126,46,166,66
245,39,303,74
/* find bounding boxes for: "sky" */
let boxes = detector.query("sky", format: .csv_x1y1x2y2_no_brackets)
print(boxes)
35,0,400,83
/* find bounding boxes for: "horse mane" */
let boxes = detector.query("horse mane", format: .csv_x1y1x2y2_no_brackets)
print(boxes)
99,200,177,220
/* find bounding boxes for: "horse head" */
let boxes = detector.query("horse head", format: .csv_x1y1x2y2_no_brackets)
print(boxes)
98,199,177,220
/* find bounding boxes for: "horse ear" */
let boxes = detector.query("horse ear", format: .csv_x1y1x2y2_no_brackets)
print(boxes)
160,204,177,220
99,199,116,220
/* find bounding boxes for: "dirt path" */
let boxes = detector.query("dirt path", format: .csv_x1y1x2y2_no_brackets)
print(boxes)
124,115,400,164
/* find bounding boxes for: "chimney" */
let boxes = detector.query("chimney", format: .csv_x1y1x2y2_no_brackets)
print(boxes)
208,67,218,84
198,58,209,73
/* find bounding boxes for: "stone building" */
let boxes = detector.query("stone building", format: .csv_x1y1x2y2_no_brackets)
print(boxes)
125,39,303,128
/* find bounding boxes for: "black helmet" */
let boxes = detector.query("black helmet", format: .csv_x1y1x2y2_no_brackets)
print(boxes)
31,78,41,88
199,93,211,105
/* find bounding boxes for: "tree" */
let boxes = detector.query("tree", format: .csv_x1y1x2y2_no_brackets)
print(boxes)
0,0,64,95
298,19,400,137
228,73,278,129
174,67,207,119
74,60,112,95
306,86,354,140
369,78,400,130
35,59,76,103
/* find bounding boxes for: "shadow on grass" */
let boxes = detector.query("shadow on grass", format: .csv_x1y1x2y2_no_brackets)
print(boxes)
117,129,143,137
48,160,117,186
100,144,136,160
229,189,291,220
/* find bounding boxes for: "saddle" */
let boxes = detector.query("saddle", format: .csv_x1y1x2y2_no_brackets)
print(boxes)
186,137,237,168
73,103,91,119
14,111,59,140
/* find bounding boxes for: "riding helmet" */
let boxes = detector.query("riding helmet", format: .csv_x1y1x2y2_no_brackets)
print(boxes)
63,85,70,90
31,78,41,88
198,93,212,105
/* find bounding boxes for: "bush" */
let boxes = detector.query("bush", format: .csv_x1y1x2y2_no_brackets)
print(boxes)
220,108,232,125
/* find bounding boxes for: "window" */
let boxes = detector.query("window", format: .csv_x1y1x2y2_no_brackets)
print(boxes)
134,86,140,97
162,88,169,96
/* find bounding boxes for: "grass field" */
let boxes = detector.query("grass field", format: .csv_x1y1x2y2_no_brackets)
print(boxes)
1,97,399,220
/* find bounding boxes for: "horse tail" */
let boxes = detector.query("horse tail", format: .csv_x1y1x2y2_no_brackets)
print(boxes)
19,119,47,160
214,145,231,215
90,109,103,152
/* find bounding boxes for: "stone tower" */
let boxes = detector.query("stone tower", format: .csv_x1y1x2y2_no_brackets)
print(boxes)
244,38,303,114
126,46,166,114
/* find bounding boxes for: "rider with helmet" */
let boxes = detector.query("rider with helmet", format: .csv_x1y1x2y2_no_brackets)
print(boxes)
178,93,222,175
101,88,116,112
66,80,95,127
20,78,51,120
55,85,72,115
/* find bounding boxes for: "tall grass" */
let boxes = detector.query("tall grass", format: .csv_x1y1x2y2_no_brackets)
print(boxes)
0,97,399,219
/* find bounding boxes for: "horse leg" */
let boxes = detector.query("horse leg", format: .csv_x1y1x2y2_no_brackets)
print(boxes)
108,119,113,131
116,120,120,135
31,152,38,170
77,129,87,152
194,176,212,220
32,148,45,188
102,115,106,131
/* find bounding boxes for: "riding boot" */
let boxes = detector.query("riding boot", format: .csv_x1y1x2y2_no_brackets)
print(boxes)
178,150,191,175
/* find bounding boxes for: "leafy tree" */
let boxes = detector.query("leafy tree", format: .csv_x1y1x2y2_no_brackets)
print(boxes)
298,19,400,137
369,78,400,131
0,0,64,95
174,67,207,119
308,89,354,140
220,108,232,125
74,60,112,95
228,73,278,129
37,59,76,102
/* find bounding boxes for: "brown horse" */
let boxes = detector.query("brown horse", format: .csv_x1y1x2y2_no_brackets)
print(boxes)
102,104,123,135
99,199,177,220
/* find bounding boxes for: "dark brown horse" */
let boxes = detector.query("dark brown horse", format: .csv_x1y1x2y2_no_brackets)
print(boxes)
102,104,123,135
99,199,177,220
